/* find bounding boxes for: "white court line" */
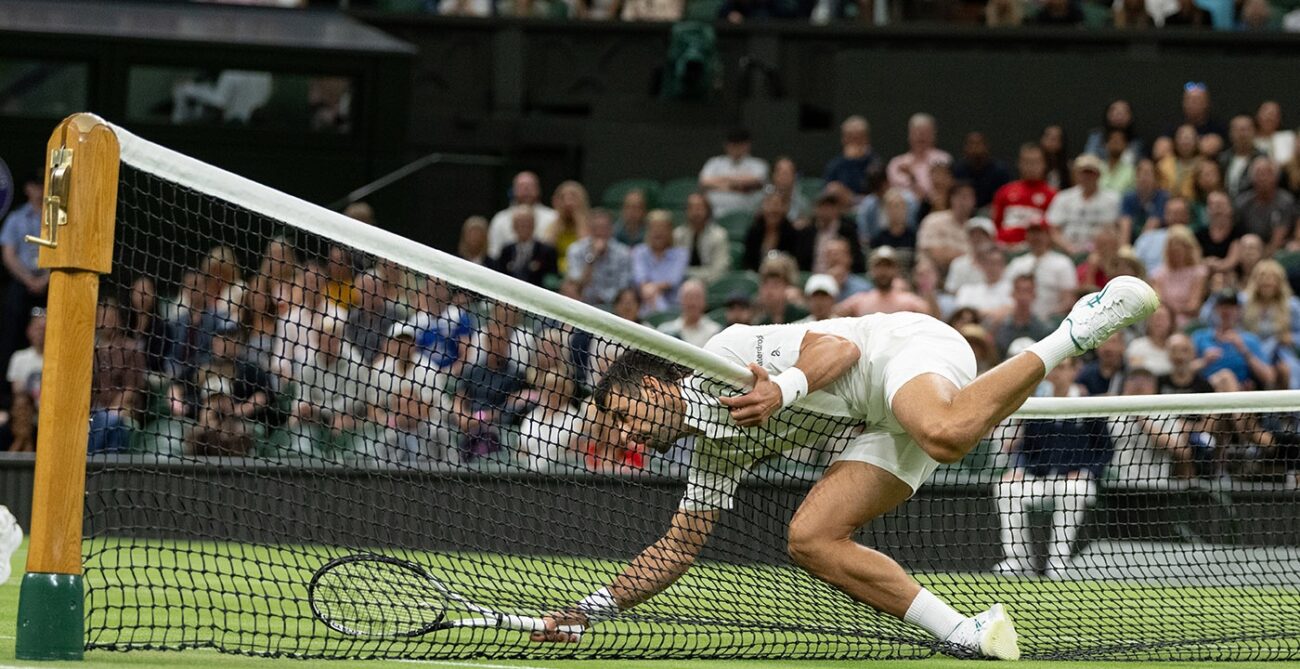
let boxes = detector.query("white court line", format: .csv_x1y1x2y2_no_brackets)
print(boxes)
399,660,558,669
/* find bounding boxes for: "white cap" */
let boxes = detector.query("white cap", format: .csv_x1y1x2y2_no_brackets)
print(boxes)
1007,336,1037,358
202,375,234,398
965,217,996,237
804,273,839,297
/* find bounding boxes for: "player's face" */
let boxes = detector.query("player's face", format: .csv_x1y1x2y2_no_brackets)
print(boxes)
603,377,685,453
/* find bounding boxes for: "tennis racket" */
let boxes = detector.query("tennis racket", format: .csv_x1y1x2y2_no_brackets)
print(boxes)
308,553,585,639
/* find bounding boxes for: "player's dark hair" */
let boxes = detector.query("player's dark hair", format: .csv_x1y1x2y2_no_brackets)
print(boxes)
594,349,691,412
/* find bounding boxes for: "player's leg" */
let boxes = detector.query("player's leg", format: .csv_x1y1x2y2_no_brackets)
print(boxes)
895,275,1159,463
787,459,1019,660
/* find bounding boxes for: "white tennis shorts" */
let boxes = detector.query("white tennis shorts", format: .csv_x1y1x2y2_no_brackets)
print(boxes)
831,316,977,493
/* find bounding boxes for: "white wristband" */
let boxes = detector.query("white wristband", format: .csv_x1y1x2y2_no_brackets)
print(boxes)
771,367,809,408
576,587,619,621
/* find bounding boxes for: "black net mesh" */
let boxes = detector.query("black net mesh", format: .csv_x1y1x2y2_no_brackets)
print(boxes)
80,162,1300,661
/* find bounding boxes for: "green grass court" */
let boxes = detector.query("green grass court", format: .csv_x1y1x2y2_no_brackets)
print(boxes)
2,539,1297,668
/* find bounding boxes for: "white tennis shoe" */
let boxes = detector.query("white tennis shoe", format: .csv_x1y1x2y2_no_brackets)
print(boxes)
946,603,1021,661
0,505,22,586
1063,276,1160,354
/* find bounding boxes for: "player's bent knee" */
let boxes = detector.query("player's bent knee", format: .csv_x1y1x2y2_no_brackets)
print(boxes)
786,523,834,572
915,421,979,464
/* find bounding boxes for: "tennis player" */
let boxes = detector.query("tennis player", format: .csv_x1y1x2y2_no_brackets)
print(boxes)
534,275,1159,659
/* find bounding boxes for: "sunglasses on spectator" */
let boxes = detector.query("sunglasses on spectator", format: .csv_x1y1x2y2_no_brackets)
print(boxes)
30,307,46,318
1184,81,1207,92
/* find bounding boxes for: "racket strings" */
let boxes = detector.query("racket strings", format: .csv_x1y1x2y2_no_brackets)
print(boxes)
313,558,447,636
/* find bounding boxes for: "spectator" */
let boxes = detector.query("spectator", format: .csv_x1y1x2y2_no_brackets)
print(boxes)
496,206,559,285
945,217,997,294
912,256,956,321
1156,125,1201,199
345,269,404,364
1040,125,1071,190
1098,129,1137,195
836,246,930,316
1120,159,1169,246
488,171,558,258
1197,191,1243,274
1126,303,1175,377
818,237,871,299
193,324,277,434
550,180,591,273
1237,0,1279,30
184,376,255,457
953,246,1013,322
89,300,146,454
1220,115,1266,198
1235,158,1296,254
986,0,1025,24
1236,233,1266,284
809,193,865,274
699,128,769,217
886,113,952,200
453,320,526,463
1158,332,1214,394
868,188,919,257
798,274,838,322
365,322,440,462
1189,158,1224,226
621,0,684,20
1075,223,1122,292
1240,260,1300,388
674,192,731,284
632,210,688,316
518,371,579,472
127,275,169,374
1047,154,1122,255
916,162,955,221
343,201,376,226
1255,101,1295,164
856,163,918,244
242,282,290,379
1076,332,1127,396
255,236,300,306
742,193,813,271
992,274,1052,359
917,181,976,272
460,215,493,266
611,287,645,325
1086,100,1143,162
769,156,810,221
614,189,649,247
995,355,1110,579
1110,370,1198,483
951,131,1012,209
1033,0,1086,24
992,143,1057,247
323,244,358,311
959,323,998,373
1163,82,1227,143
657,279,722,347
753,254,802,325
6,311,44,452
723,291,754,326
1192,289,1276,390
162,271,229,385
1164,0,1213,25
289,315,363,457
1152,226,1208,327
1006,222,1078,321
823,115,880,196
563,209,633,308
0,171,46,397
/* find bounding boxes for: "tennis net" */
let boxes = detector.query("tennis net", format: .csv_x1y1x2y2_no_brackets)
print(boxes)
78,124,1300,661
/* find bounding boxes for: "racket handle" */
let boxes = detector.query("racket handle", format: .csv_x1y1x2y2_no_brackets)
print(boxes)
493,614,586,636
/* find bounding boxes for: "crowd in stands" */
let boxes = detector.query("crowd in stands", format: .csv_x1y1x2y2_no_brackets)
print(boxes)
1,82,1298,494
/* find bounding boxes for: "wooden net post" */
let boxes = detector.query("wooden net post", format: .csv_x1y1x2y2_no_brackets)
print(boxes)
14,113,119,661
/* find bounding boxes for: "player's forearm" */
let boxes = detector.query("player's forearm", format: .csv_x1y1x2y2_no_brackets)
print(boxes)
599,509,717,613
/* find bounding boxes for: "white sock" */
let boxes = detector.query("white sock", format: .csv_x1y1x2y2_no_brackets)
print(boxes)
1025,326,1078,372
903,588,967,640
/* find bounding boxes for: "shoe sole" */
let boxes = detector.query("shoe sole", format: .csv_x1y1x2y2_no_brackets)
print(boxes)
980,605,1022,661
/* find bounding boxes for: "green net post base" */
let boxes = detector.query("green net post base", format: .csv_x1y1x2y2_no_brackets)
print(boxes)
16,573,84,661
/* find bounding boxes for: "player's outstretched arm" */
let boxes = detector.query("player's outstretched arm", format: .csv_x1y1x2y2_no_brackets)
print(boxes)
720,332,861,428
532,507,719,642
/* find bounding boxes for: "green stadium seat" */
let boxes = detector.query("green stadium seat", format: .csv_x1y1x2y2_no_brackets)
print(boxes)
707,271,759,309
601,178,660,210
717,211,754,243
659,177,700,210
708,306,730,324
645,309,680,328
729,240,745,269
799,176,824,202
1275,250,1300,273
377,0,424,11
685,0,725,20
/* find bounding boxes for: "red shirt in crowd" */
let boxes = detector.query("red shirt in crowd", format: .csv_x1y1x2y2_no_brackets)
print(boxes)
992,179,1056,245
